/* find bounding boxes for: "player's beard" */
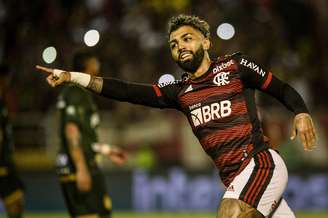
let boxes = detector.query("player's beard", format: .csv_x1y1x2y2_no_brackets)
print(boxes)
176,46,204,73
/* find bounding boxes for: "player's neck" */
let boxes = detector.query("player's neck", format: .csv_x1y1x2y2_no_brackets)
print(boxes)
189,53,211,79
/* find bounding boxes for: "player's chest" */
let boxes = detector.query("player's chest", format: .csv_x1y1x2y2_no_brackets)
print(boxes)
178,69,242,106
177,63,243,128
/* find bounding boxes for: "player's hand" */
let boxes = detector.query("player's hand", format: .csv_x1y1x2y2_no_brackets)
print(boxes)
290,113,317,151
108,146,128,166
92,143,128,166
76,168,92,192
36,65,71,87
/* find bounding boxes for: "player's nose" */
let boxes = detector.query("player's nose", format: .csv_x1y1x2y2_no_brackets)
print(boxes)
177,41,187,51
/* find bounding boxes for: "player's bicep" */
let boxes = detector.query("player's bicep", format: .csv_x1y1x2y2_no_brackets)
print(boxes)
101,77,180,109
238,56,273,90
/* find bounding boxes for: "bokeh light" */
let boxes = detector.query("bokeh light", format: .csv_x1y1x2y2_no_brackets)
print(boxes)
84,29,100,47
42,46,57,64
158,74,175,84
216,23,235,40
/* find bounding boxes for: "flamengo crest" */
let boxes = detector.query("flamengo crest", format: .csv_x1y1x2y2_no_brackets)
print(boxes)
213,71,230,86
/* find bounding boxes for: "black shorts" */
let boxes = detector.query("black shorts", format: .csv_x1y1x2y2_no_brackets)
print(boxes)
0,165,24,204
59,170,112,218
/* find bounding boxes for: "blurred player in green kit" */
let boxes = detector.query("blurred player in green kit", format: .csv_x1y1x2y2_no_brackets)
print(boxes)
56,52,127,218
0,64,24,218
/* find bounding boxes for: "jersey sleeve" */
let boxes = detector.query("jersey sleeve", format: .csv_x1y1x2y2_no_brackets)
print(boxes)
236,54,309,114
100,77,181,110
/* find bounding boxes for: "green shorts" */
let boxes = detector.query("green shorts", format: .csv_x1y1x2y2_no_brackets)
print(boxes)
59,170,112,218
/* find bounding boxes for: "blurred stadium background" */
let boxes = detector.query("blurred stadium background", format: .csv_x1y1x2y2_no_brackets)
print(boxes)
0,0,327,217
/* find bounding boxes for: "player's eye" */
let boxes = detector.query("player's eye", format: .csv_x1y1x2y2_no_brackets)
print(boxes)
170,43,177,49
184,37,192,42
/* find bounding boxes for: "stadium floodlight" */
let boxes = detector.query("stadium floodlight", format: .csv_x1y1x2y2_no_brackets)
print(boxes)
158,74,175,84
42,46,57,64
84,29,100,47
216,23,235,40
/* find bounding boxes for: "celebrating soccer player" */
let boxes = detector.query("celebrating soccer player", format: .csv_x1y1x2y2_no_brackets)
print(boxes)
37,15,316,218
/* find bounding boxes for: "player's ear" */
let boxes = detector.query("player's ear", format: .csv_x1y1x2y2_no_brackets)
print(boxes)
203,38,211,50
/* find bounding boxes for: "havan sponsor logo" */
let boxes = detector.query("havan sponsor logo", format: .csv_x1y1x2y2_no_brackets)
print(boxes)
240,58,266,77
157,80,179,88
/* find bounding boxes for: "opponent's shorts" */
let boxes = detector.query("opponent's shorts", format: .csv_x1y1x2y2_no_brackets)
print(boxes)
223,149,295,217
59,170,112,218
0,165,24,205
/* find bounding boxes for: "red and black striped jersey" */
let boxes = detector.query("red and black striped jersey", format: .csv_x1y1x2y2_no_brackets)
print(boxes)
100,52,308,187
151,52,307,186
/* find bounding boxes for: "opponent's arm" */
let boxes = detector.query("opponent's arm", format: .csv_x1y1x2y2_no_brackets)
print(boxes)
65,122,91,192
92,143,128,166
36,65,179,109
237,56,316,151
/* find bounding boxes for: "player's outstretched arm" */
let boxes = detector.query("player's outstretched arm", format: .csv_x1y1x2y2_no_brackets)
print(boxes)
36,65,179,109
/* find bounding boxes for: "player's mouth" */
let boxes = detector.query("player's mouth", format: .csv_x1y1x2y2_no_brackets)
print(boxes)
179,51,193,61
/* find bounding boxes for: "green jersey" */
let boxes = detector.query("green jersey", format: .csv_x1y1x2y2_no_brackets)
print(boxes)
0,98,14,166
56,85,100,174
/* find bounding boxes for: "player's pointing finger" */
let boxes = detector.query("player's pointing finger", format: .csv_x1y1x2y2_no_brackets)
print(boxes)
36,65,53,74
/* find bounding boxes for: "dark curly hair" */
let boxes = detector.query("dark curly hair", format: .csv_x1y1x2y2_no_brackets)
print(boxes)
168,14,210,38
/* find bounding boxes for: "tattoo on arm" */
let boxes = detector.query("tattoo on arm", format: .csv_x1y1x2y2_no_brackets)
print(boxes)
87,76,103,94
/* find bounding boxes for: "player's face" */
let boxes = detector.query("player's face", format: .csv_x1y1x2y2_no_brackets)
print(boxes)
169,26,208,73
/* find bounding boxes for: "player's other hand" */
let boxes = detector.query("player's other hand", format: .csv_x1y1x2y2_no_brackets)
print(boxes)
290,113,317,151
108,146,128,166
92,143,128,166
76,168,92,192
36,65,70,87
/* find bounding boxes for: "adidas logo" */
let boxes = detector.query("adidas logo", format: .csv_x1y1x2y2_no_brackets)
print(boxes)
227,185,234,192
184,85,193,93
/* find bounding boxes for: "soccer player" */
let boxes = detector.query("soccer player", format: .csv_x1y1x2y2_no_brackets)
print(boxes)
37,15,316,218
0,65,24,218
54,52,127,218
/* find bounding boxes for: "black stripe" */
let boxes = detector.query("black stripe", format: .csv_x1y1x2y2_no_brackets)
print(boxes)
206,91,244,106
195,113,250,139
205,134,252,160
239,154,260,202
219,162,243,179
254,150,275,207
245,152,268,205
